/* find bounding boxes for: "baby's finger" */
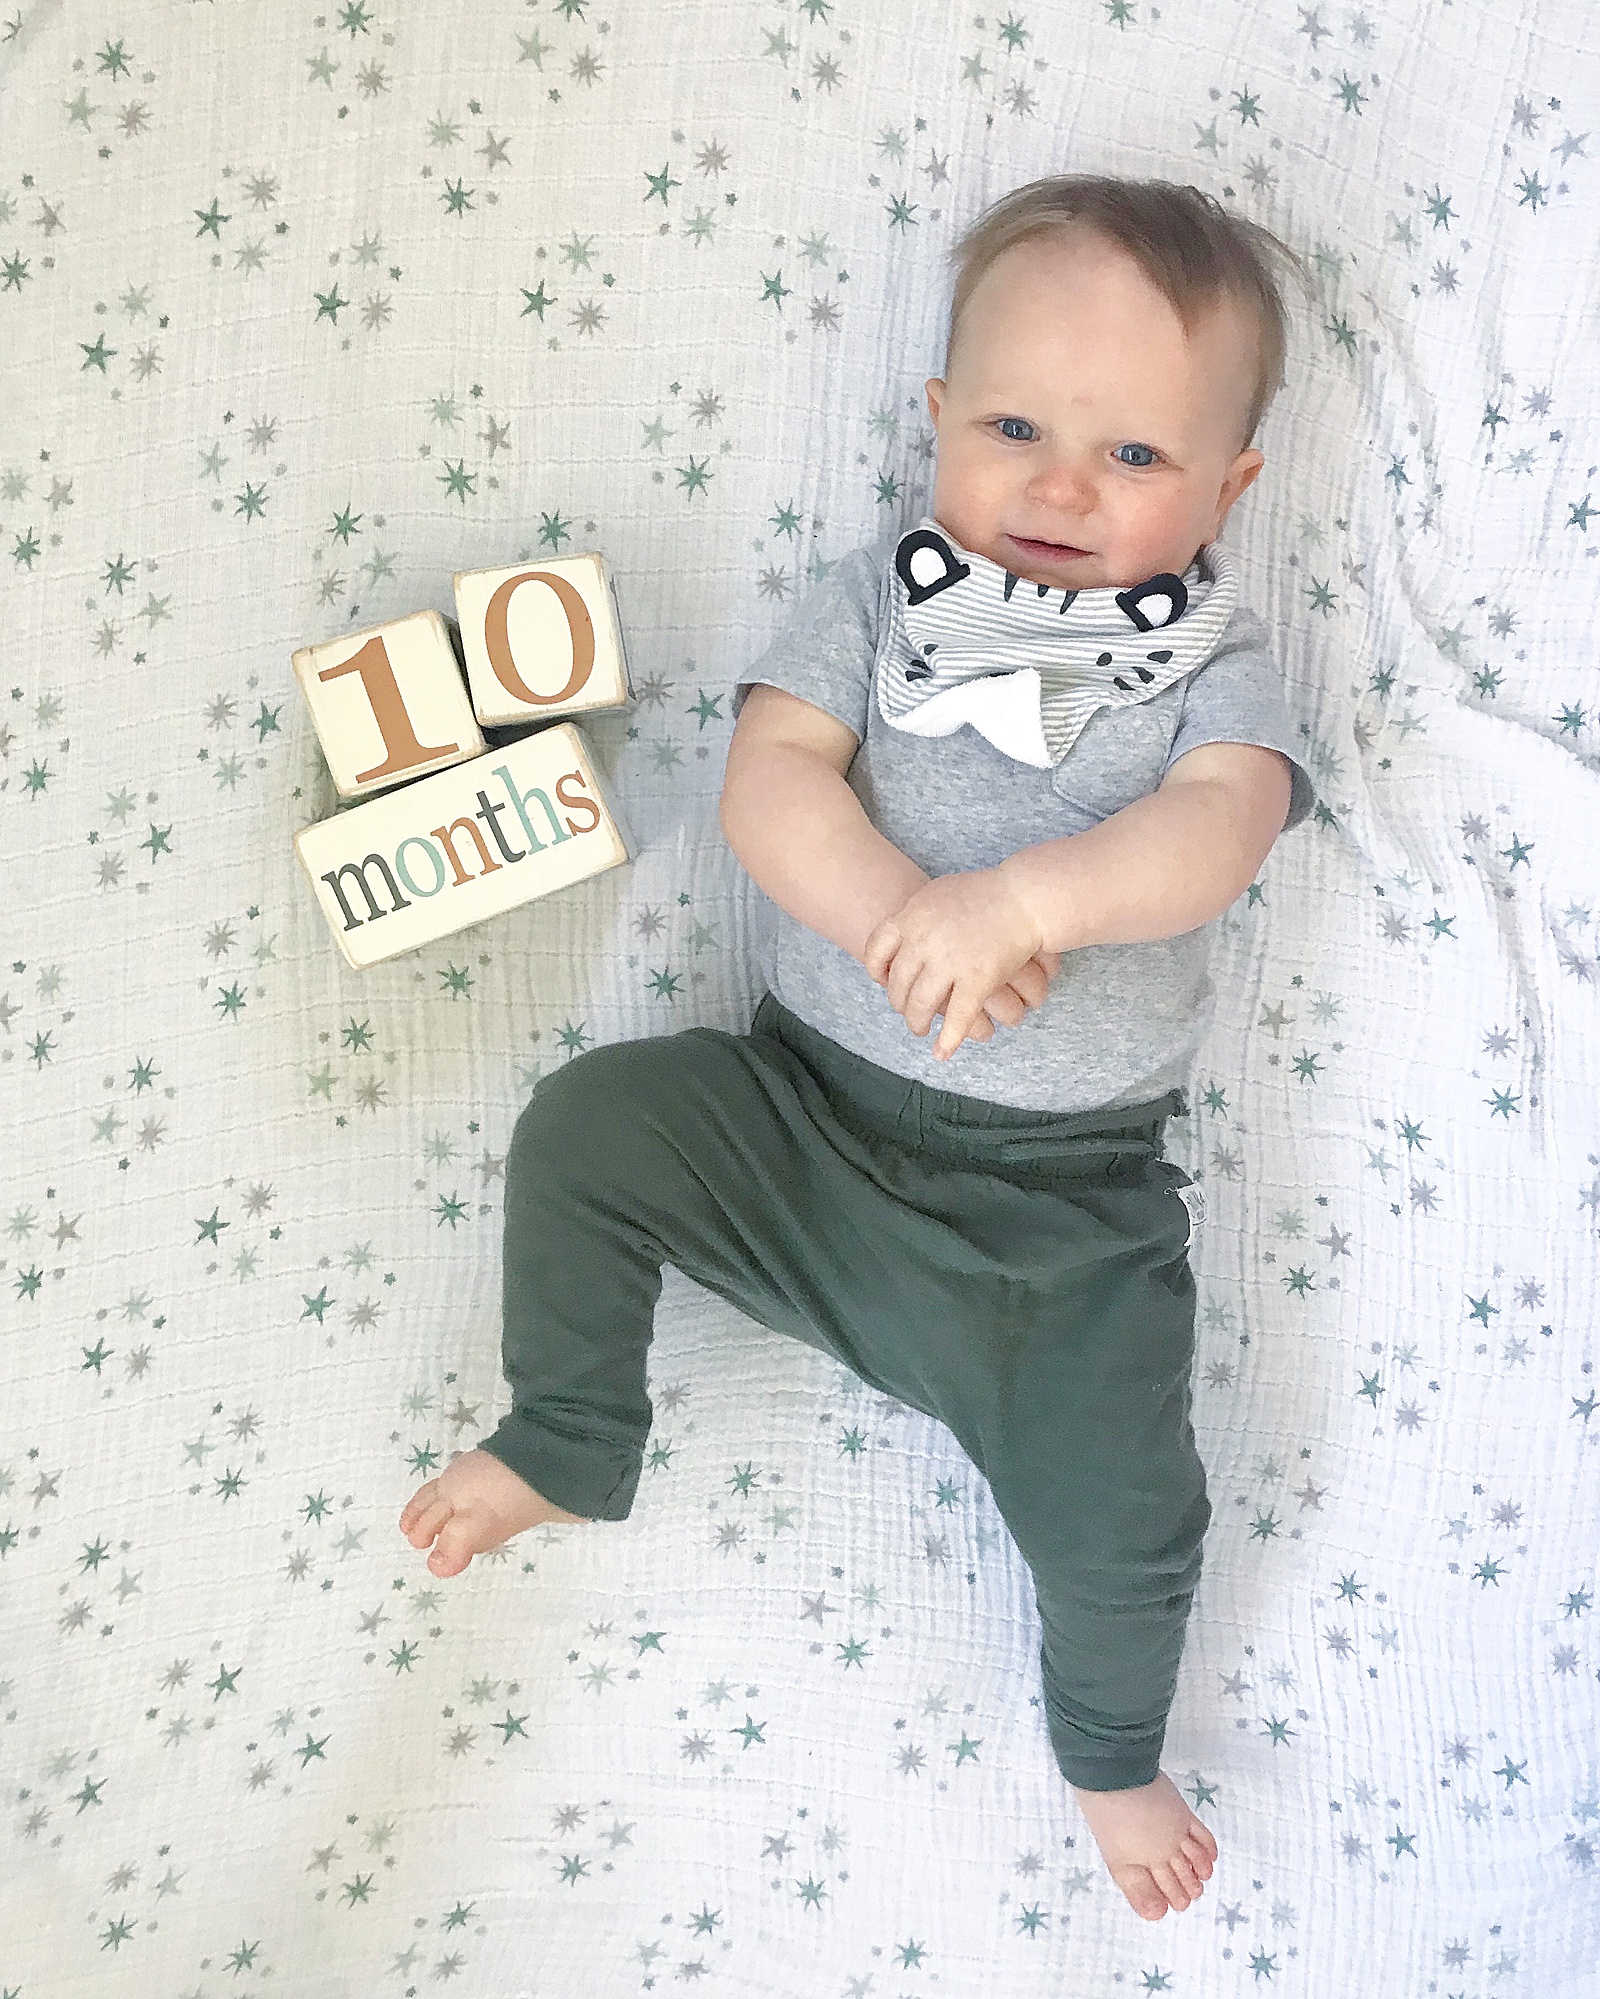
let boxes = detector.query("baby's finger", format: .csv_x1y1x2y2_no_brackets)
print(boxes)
934,985,988,1060
1035,949,1063,980
937,1009,994,1056
863,923,899,985
898,964,950,1038
1008,959,1048,1010
982,984,1027,1028
884,947,921,1019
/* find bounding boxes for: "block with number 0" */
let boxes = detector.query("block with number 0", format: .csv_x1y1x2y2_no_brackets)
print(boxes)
453,554,632,727
292,609,485,803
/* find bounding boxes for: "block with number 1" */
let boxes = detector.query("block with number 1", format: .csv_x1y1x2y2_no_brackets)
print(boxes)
292,609,485,803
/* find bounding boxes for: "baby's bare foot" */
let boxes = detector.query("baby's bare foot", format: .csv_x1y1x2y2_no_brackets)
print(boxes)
399,1447,588,1577
1070,1772,1218,1921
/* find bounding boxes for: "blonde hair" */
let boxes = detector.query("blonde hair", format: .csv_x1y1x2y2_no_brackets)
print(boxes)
943,175,1312,451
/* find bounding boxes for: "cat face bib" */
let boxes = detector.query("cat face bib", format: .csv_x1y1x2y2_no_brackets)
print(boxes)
874,517,1238,768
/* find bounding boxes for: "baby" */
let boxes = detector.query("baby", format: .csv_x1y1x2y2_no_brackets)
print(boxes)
401,175,1312,1924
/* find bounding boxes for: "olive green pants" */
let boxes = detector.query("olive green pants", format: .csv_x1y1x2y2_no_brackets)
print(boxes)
481,993,1209,1791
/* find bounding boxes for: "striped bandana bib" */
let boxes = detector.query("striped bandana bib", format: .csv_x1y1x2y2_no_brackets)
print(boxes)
874,517,1237,768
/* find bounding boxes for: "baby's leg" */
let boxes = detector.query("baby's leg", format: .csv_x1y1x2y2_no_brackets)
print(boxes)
401,1005,903,1569
972,1173,1214,1920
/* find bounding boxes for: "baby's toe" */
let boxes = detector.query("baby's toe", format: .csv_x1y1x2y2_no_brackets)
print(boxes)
1115,1865,1171,1922
1167,1849,1204,1901
401,1494,450,1550
427,1522,478,1577
1183,1829,1215,1879
1151,1860,1195,1912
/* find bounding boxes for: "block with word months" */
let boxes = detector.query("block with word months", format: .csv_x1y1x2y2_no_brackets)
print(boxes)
294,721,631,970
292,609,486,803
453,554,632,727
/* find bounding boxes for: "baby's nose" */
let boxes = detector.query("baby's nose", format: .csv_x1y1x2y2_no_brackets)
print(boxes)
1024,453,1097,512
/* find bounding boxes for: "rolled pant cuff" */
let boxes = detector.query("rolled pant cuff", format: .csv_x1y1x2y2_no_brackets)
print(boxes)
1043,1654,1168,1790
478,1411,641,1523
1054,1739,1165,1792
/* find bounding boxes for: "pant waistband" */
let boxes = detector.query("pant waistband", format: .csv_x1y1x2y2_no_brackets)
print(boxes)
753,994,1186,1166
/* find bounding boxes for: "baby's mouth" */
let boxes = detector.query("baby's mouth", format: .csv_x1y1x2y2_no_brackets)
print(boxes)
1010,534,1093,561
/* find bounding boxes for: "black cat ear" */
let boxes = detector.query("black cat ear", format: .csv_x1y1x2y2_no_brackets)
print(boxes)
895,528,970,606
1116,572,1188,631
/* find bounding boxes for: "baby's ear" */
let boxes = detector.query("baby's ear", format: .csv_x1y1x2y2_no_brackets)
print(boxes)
1217,448,1265,520
1229,446,1264,488
925,378,946,426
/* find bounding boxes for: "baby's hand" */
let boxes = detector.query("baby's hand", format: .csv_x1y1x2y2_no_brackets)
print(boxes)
399,1448,587,1578
954,953,1062,1053
864,869,1053,1060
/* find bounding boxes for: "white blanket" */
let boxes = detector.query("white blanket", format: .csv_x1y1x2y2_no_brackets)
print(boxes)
3,0,1596,1991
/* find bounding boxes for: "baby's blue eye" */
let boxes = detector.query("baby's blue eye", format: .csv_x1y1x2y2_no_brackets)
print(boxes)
996,417,1035,442
1115,442,1158,467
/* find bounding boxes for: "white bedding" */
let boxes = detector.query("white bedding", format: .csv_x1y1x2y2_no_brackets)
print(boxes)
3,0,1597,1991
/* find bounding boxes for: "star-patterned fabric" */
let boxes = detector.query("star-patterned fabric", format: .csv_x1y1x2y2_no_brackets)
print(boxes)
3,2,1598,1994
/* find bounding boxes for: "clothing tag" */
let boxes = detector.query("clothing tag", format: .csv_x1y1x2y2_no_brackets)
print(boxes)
1176,1180,1207,1243
875,517,1239,767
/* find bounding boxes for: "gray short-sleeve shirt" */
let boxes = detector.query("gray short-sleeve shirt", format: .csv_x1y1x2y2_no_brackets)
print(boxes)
732,532,1315,1112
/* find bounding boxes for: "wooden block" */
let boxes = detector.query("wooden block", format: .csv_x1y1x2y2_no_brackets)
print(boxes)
452,553,632,727
292,609,486,802
293,721,632,970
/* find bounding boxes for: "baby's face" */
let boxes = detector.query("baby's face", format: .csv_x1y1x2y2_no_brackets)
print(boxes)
925,227,1266,590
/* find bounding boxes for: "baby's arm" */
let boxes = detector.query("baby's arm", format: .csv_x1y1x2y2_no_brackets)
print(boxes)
870,744,1295,1058
721,685,1058,1047
996,744,1293,953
